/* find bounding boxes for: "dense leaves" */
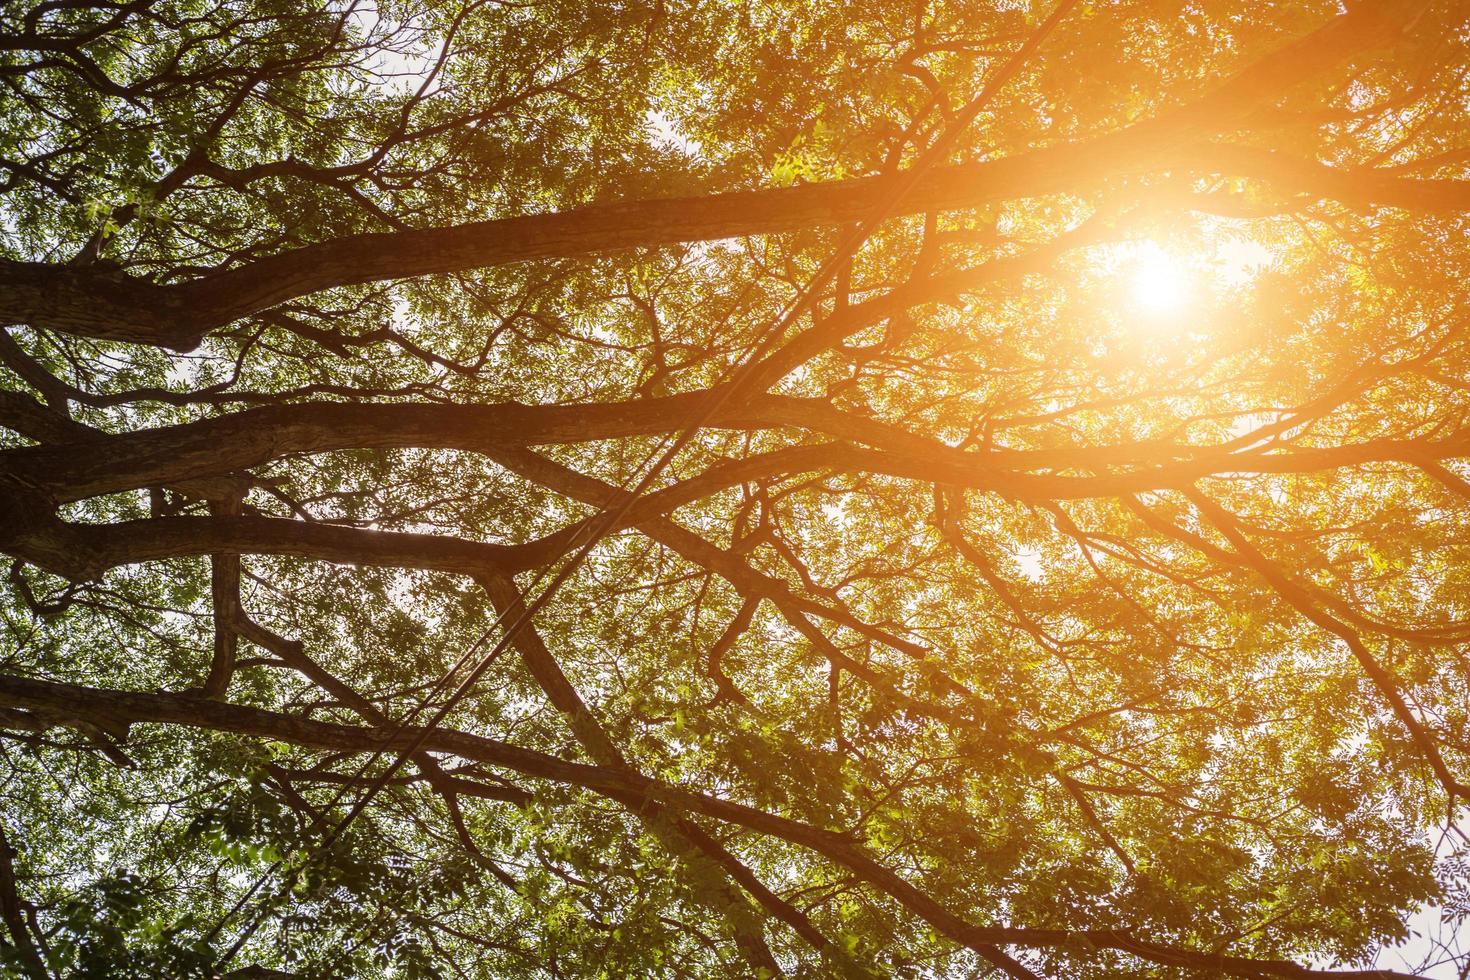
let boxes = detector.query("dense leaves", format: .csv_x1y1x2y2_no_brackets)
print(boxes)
1,0,1469,977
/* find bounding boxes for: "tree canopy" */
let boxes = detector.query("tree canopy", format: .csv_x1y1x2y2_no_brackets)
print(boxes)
2,0,1469,977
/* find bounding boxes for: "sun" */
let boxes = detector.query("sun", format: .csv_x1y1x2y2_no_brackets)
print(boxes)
1129,243,1189,314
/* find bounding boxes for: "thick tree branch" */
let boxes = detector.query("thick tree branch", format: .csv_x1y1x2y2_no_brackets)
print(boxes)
202,494,244,698
0,672,1421,980
0,822,46,980
0,0,1427,350
0,506,514,584
6,381,1467,509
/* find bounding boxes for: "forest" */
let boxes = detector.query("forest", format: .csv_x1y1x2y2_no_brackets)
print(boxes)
1,0,1469,976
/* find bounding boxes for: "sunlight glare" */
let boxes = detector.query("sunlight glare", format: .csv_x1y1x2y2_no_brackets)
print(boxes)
1130,243,1188,314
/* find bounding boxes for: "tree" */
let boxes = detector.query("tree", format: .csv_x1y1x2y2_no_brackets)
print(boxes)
0,0,1468,975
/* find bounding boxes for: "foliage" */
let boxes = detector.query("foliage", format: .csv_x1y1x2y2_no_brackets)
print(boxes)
1,0,1469,977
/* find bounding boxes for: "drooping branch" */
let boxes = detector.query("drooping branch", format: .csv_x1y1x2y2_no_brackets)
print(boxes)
0,672,1423,980
1184,487,1470,803
477,571,846,977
